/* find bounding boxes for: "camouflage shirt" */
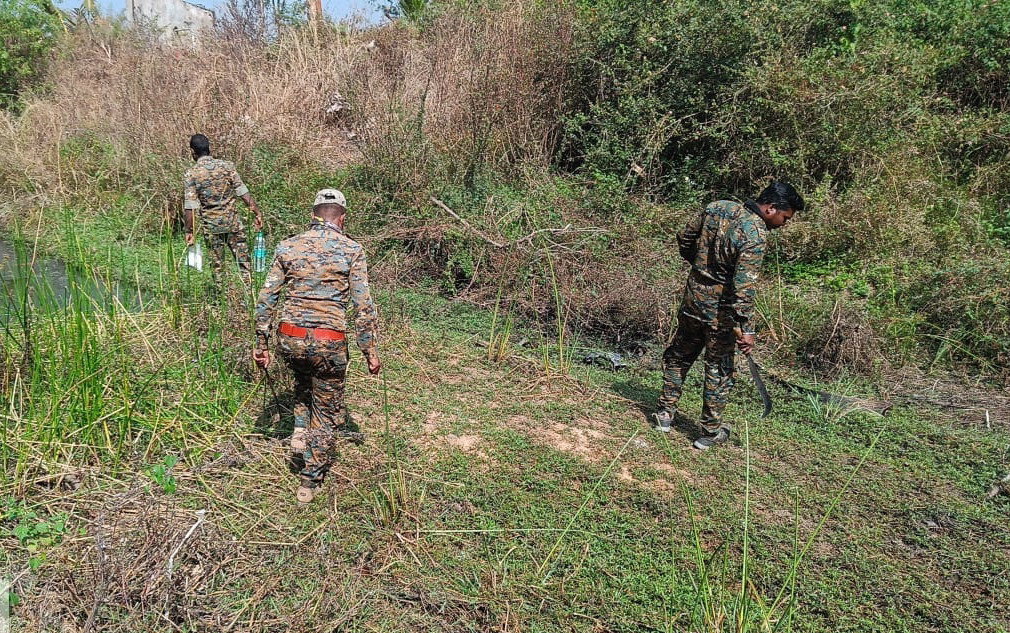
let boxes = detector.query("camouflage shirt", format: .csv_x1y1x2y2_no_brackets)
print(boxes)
184,156,250,234
255,220,379,356
677,199,767,331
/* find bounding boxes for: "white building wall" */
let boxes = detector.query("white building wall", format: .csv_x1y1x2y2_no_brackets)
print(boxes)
127,0,215,45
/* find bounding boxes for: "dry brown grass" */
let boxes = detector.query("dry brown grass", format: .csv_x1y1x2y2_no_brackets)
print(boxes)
796,298,886,378
0,26,366,212
0,3,575,214
344,2,576,198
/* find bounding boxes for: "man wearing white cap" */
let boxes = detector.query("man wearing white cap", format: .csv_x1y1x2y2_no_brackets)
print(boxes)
253,189,381,504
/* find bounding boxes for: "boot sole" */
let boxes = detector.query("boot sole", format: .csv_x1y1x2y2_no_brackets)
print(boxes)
692,434,729,450
652,412,673,433
296,486,316,504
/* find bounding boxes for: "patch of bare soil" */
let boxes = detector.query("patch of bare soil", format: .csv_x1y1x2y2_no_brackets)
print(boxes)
414,411,486,457
444,434,481,452
504,407,724,498
423,411,446,435
505,414,619,461
617,461,716,495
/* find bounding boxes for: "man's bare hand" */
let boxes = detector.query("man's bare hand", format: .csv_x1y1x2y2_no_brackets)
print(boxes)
736,332,755,355
185,231,195,246
253,348,271,369
367,356,382,375
248,200,263,231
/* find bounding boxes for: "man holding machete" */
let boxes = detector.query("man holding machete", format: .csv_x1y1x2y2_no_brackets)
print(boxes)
653,181,804,450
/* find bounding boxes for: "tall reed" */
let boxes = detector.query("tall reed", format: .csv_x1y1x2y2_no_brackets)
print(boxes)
0,220,265,490
659,411,888,632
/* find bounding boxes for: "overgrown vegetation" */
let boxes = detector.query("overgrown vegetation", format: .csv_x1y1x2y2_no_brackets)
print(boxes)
2,1,1010,631
4,0,1010,376
0,0,62,110
2,267,1007,630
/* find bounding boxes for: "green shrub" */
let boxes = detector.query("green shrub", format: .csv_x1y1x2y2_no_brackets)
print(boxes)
898,256,1010,373
562,0,884,195
560,0,757,195
0,0,62,110
380,0,430,22
561,0,1010,201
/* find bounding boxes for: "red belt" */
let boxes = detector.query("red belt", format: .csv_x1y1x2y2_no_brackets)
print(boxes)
279,322,346,341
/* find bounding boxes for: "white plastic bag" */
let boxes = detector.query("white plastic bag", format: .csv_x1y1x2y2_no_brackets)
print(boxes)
185,242,203,271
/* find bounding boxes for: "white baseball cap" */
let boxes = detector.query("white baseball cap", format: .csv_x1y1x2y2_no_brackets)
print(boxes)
313,189,346,207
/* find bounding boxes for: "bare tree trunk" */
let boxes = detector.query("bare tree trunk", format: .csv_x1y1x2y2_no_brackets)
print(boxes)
307,0,322,24
307,0,322,43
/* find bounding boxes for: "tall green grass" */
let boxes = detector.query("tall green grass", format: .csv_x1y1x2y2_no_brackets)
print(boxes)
1,232,135,478
659,411,888,632
486,253,518,363
0,223,264,491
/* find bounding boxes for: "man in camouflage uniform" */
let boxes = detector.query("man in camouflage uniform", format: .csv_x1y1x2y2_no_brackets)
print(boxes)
253,189,381,504
655,181,804,450
183,134,263,286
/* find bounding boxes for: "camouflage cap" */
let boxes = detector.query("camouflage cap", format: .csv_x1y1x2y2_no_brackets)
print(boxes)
314,189,346,208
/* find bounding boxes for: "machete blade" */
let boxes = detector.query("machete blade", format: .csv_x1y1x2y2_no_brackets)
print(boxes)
746,353,772,418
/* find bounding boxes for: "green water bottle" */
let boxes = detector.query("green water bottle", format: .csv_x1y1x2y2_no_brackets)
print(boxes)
253,231,267,273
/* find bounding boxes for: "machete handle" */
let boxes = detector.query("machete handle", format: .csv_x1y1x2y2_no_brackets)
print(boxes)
732,326,754,356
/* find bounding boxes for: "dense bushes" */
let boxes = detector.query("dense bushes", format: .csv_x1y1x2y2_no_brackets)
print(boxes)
547,0,1010,375
2,0,1010,378
559,0,1010,244
0,0,61,110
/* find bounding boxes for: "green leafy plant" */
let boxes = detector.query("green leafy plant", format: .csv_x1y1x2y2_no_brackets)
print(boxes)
370,374,425,529
806,392,861,426
541,244,576,377
378,0,429,23
2,497,70,571
486,264,518,363
148,455,180,494
0,0,63,110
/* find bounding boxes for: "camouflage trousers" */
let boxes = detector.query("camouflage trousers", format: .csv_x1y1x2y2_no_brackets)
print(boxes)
659,312,737,433
277,331,349,487
204,231,251,286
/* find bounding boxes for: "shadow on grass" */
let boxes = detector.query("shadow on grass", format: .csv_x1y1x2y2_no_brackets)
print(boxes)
254,382,368,477
253,388,296,439
253,390,366,478
611,376,699,442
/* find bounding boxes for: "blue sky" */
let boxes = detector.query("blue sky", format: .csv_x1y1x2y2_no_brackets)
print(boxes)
55,0,384,23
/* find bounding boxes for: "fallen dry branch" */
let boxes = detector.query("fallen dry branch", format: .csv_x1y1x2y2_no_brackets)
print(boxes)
430,196,607,254
430,196,505,248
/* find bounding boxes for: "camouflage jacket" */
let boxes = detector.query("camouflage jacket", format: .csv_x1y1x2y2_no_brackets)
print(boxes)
255,220,379,357
677,199,767,331
184,156,250,234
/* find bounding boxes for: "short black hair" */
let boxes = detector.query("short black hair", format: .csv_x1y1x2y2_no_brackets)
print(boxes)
756,181,804,212
313,202,346,216
189,134,211,157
